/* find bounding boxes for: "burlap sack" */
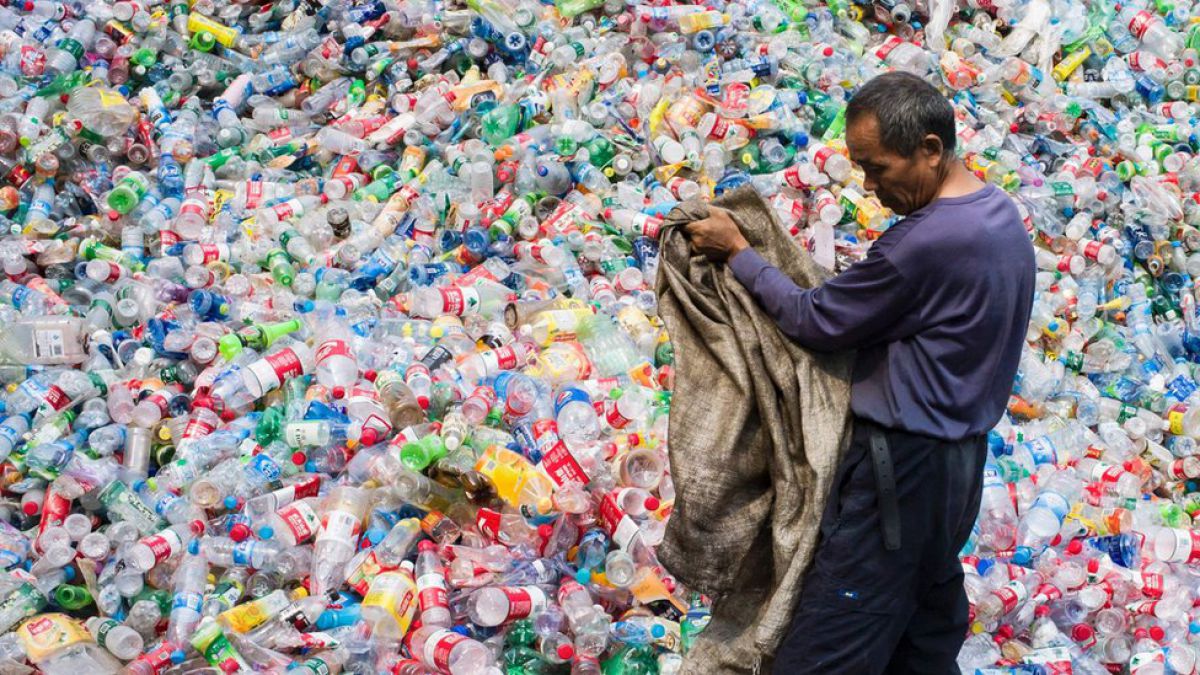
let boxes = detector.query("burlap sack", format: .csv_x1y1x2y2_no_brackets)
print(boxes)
656,186,854,673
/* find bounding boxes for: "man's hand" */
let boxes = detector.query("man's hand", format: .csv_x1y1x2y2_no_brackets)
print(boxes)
684,206,751,262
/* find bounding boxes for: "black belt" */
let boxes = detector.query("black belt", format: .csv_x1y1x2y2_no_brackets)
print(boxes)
867,427,902,552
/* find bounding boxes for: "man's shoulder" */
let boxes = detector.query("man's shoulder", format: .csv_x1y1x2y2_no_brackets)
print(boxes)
882,195,1029,273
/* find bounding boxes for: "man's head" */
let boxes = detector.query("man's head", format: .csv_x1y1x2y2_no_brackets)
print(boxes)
845,72,957,215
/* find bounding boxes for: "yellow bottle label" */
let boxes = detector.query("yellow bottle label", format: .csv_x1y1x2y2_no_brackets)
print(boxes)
16,614,91,664
362,570,417,636
96,89,128,109
475,446,529,506
218,591,288,633
1169,403,1188,436
187,13,239,47
219,602,270,633
1052,46,1091,82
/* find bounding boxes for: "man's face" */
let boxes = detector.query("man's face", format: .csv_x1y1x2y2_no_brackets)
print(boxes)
845,114,943,216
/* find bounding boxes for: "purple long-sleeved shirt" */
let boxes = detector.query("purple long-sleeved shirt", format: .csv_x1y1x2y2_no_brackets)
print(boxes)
729,184,1035,441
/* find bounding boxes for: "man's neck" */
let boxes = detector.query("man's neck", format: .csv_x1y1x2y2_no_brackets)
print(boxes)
935,162,987,201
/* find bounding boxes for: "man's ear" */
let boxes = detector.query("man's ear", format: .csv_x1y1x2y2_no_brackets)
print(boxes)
921,134,944,166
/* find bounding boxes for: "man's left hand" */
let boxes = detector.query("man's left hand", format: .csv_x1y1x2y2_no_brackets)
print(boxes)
684,207,751,262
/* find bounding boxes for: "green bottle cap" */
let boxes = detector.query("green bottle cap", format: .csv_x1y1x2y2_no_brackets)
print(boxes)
107,184,139,214
217,333,244,362
54,584,93,610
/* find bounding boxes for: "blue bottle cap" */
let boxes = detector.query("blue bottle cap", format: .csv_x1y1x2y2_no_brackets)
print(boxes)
1012,546,1033,566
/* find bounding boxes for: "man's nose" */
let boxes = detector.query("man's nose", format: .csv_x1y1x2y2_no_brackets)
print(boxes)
863,176,878,193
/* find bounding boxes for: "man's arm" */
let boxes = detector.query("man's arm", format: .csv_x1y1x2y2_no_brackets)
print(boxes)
727,246,921,352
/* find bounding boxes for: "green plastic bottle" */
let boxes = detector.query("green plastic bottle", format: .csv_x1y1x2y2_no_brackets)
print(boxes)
53,584,93,611
106,171,151,214
481,104,522,146
555,0,605,18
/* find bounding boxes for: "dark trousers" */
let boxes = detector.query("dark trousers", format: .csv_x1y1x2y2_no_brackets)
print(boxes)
773,418,987,674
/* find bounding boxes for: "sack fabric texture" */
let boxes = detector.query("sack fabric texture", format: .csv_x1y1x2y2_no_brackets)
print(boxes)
655,185,856,673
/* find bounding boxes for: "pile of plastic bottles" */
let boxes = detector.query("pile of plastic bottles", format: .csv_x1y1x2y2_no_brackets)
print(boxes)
0,0,1198,670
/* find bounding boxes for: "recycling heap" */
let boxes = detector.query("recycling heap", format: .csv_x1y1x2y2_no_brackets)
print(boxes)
0,0,1195,672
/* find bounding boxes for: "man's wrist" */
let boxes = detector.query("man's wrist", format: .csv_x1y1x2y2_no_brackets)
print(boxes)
728,240,751,262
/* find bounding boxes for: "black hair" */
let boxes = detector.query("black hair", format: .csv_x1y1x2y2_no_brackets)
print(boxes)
845,72,956,158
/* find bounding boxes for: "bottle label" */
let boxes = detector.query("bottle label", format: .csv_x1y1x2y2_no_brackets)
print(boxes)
874,36,903,61
540,441,588,487
531,418,561,462
606,399,634,429
286,422,325,447
440,287,481,316
993,580,1027,614
1163,528,1200,563
16,613,90,663
301,657,331,675
1127,51,1166,73
276,499,319,543
172,590,203,614
417,572,449,613
476,508,502,540
600,493,642,551
182,412,217,440
781,164,808,189
231,540,257,566
132,639,175,674
267,347,305,380
424,630,468,670
362,571,417,634
210,578,245,614
219,595,279,633
346,550,394,596
1030,491,1069,521
32,328,66,361
1128,10,1154,39
34,488,69,550
634,214,663,239
554,387,591,415
1171,459,1191,480
1127,599,1161,617
197,243,227,264
1033,583,1062,603
43,385,71,412
151,490,183,518
247,453,283,488
501,586,547,622
90,617,120,648
417,347,450,372
707,114,731,141
811,145,837,173
315,339,352,366
320,508,361,545
1140,572,1164,598
292,475,323,500
99,481,164,534
1024,437,1059,466
1168,403,1189,435
178,198,208,222
244,180,264,209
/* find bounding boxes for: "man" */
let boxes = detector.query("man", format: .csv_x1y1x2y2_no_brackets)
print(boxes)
684,71,1036,673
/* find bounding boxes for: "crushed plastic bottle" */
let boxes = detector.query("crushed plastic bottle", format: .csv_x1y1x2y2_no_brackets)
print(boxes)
0,0,1197,670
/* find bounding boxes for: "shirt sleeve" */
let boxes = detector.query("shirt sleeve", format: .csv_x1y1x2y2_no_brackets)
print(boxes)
727,245,922,352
